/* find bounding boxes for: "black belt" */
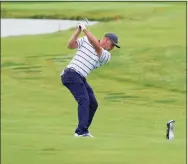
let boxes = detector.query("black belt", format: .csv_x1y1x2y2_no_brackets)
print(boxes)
64,67,85,78
65,67,76,72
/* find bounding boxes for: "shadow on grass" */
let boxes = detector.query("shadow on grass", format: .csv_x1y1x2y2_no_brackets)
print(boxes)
104,92,139,102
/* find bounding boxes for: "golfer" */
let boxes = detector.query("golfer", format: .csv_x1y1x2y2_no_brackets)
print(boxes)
61,22,120,137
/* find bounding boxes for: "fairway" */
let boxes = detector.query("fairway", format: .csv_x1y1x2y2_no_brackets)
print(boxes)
1,2,186,164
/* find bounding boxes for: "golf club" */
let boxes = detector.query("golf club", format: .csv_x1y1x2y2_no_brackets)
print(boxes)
79,18,89,29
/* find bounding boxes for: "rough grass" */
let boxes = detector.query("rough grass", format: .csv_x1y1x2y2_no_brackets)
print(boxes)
1,2,185,21
1,2,186,164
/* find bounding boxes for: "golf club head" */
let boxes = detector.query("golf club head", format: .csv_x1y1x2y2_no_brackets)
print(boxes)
166,120,175,140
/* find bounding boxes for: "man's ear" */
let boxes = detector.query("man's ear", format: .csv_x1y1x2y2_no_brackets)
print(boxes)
103,37,108,43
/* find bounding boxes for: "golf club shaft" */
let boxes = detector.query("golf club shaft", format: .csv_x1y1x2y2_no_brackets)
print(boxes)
79,18,89,29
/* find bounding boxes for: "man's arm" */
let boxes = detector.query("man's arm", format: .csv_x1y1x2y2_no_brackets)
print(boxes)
67,29,81,49
82,29,102,57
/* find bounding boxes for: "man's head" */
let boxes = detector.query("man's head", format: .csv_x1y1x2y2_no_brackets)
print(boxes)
100,33,120,51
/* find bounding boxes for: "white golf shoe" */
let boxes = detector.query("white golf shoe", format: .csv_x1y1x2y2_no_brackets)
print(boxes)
85,132,94,137
74,132,94,137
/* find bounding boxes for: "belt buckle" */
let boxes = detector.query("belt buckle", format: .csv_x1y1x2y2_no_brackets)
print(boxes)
69,67,76,72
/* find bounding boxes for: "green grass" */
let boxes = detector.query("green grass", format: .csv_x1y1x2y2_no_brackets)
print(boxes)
1,2,185,21
1,2,186,164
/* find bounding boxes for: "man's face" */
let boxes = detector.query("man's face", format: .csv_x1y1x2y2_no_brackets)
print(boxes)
100,37,115,51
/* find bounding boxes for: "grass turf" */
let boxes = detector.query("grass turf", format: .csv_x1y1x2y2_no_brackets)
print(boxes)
1,1,185,21
1,2,186,164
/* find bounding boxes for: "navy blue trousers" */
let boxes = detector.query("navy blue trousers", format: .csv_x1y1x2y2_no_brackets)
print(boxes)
61,68,98,135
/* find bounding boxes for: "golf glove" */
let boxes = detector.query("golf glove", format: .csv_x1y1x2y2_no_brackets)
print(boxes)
77,22,86,31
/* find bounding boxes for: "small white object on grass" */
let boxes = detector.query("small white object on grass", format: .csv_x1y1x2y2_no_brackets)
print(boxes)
166,120,175,140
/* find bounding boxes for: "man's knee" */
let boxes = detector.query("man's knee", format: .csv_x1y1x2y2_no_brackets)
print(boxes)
90,98,98,110
94,100,98,109
77,95,90,105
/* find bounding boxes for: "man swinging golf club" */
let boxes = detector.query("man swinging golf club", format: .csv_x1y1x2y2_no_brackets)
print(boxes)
61,20,120,137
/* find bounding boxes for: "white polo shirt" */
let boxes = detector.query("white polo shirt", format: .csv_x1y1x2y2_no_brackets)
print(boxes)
62,36,111,77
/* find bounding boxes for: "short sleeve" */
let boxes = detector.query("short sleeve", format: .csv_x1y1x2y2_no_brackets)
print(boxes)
99,49,111,65
76,37,84,49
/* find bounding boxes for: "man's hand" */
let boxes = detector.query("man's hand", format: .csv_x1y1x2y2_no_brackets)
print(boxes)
77,22,86,31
